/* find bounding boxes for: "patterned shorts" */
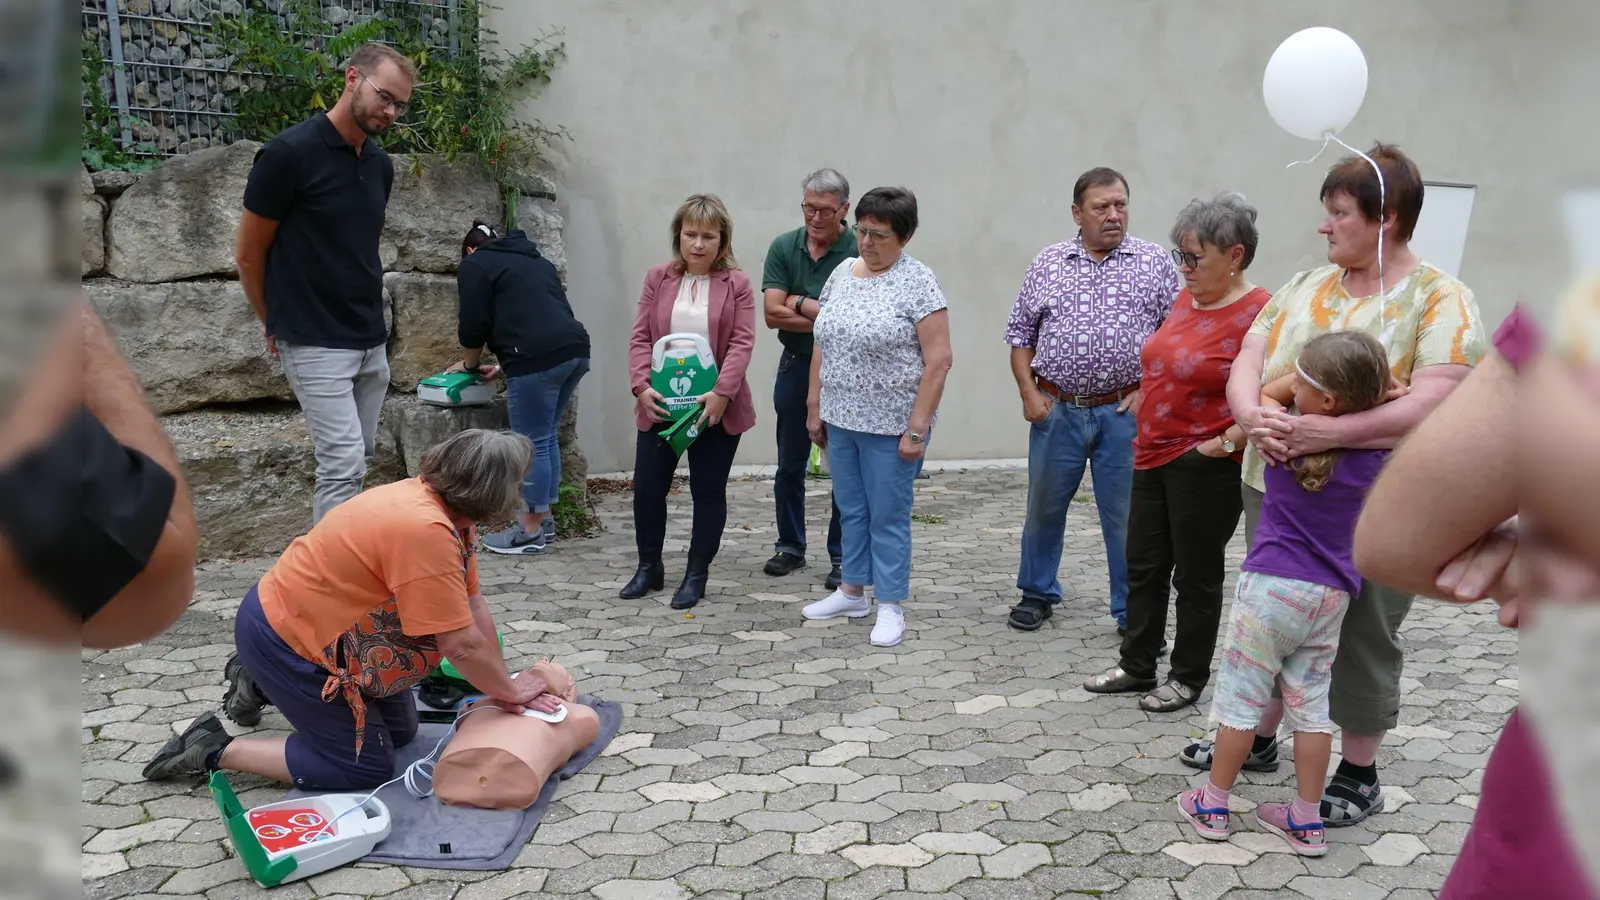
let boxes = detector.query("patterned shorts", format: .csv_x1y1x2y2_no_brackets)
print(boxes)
1210,571,1351,734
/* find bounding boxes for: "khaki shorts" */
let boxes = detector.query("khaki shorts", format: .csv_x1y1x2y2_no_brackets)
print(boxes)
1242,484,1415,734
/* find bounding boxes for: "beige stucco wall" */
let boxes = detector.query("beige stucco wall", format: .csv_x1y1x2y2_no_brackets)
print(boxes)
492,0,1594,474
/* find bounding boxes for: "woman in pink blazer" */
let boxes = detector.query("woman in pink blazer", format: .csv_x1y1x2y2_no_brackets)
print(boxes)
623,194,756,609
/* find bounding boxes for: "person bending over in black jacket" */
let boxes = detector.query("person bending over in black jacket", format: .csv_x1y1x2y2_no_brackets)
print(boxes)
452,221,592,554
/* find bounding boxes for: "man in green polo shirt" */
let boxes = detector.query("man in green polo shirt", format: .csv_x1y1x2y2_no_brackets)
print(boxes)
761,168,859,589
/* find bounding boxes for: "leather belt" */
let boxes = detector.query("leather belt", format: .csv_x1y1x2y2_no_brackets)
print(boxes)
1036,377,1138,408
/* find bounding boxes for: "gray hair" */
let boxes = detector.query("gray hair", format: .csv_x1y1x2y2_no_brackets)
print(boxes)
801,168,850,204
1169,191,1260,270
418,429,534,522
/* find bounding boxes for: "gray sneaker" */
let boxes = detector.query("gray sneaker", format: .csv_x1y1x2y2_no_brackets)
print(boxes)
143,713,231,781
483,522,547,555
222,654,269,727
541,517,556,543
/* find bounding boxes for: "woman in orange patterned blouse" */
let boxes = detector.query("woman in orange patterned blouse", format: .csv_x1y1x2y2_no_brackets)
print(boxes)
1178,143,1489,829
143,429,564,790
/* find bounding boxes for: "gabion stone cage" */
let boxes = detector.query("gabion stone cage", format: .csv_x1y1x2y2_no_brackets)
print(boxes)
82,0,464,159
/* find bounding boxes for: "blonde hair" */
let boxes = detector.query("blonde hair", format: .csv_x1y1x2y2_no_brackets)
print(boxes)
346,43,418,83
669,193,739,273
1291,330,1390,492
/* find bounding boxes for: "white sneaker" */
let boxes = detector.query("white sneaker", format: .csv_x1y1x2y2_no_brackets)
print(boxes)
870,604,905,647
803,589,871,620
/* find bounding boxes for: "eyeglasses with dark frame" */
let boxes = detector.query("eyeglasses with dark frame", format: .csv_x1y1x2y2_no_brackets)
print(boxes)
1170,247,1203,270
801,202,841,220
356,69,410,117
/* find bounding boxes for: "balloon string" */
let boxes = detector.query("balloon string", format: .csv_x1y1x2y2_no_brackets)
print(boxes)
1285,135,1333,169
1327,133,1392,344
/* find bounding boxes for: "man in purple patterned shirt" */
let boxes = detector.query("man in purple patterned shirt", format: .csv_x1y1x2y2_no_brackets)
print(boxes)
1002,167,1180,633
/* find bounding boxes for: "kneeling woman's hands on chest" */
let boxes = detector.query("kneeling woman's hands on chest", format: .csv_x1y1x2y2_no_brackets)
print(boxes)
495,671,563,715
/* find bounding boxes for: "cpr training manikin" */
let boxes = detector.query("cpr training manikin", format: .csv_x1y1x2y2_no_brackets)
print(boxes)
432,660,600,810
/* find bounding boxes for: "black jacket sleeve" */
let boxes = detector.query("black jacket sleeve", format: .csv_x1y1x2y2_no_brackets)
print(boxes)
457,260,496,350
0,407,176,621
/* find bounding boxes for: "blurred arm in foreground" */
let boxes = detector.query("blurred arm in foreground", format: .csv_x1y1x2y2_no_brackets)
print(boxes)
0,297,197,648
1354,287,1600,900
1350,333,1519,606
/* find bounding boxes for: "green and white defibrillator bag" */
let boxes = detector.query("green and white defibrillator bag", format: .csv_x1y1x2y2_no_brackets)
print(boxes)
650,333,719,455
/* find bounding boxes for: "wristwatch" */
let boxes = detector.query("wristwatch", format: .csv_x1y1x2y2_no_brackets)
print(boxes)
1221,437,1238,454
792,296,807,316
906,430,925,444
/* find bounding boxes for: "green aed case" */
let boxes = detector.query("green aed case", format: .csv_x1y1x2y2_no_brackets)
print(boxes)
651,333,719,455
416,370,497,407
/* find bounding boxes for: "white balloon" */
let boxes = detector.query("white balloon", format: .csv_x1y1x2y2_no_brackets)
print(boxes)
1262,27,1369,142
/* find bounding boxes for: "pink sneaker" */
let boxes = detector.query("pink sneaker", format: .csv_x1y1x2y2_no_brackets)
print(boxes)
1177,787,1230,840
1255,802,1327,856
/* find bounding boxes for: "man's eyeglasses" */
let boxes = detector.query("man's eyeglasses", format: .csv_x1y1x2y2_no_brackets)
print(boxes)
357,70,410,117
1170,248,1202,269
802,203,841,220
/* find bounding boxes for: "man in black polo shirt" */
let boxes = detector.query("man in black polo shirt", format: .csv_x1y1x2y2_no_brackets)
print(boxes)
760,168,859,589
235,43,415,523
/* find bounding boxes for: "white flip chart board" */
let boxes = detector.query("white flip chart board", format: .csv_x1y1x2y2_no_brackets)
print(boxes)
1410,182,1476,278
1563,186,1600,277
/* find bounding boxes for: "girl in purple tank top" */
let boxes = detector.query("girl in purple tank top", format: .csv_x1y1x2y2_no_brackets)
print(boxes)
1180,330,1395,857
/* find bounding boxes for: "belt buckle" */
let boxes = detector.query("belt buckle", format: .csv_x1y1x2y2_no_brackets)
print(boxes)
1072,392,1094,408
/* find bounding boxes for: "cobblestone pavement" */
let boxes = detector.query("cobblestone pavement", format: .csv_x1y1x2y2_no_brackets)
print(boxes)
82,469,1514,900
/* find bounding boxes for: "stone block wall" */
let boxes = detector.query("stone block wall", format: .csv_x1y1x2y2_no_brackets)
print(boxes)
82,143,585,559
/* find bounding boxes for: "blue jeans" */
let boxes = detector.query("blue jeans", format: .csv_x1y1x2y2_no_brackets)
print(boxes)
505,358,589,514
1016,401,1136,624
773,349,842,562
827,424,924,603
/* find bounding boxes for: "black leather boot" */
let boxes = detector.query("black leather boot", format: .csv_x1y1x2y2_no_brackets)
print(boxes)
670,559,710,610
619,558,665,599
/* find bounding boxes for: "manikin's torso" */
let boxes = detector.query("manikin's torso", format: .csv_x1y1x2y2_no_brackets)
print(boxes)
432,661,601,810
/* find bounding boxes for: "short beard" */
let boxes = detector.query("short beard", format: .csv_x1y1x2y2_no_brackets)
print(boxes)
351,100,390,136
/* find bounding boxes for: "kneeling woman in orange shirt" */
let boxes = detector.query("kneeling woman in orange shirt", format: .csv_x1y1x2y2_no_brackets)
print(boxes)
142,429,563,791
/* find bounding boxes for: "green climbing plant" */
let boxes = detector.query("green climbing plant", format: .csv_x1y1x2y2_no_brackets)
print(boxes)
80,0,565,214
211,0,566,221
80,36,159,172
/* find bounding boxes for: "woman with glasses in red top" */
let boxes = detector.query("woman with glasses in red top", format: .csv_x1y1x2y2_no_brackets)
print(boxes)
1085,192,1269,712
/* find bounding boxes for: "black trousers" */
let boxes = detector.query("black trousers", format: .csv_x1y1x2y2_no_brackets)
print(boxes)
632,423,741,565
1120,449,1244,690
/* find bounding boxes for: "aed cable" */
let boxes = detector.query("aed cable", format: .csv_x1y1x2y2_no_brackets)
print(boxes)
304,697,494,841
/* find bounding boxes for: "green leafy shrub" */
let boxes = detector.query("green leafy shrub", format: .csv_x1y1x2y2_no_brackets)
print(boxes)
212,0,565,219
84,0,565,218
550,482,600,540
